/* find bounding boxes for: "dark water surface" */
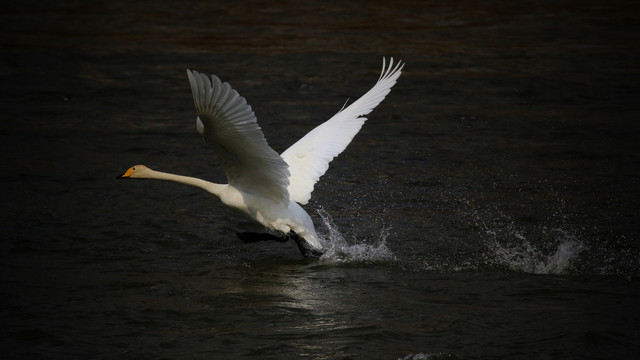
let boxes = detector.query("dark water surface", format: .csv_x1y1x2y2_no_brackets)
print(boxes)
2,1,639,359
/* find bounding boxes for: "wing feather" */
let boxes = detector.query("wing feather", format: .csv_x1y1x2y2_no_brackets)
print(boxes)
281,57,404,204
187,69,290,204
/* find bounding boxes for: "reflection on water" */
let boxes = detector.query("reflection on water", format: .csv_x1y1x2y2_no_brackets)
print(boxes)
2,0,639,359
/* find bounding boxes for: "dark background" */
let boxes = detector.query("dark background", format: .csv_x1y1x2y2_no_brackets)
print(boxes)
1,1,639,359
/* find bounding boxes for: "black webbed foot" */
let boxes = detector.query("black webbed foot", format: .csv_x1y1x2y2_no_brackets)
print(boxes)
236,231,324,258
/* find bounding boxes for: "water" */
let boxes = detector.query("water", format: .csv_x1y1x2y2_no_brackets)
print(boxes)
2,0,639,359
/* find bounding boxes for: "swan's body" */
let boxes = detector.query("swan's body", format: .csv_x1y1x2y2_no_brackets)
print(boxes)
120,58,404,257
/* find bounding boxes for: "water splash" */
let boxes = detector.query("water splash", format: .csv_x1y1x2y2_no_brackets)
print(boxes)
447,188,640,277
398,353,458,360
398,354,431,360
472,203,586,274
485,228,585,274
315,209,395,263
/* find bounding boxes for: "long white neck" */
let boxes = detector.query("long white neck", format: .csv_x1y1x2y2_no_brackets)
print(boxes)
144,168,226,198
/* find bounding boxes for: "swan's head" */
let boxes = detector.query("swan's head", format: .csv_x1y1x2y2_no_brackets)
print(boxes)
118,165,152,179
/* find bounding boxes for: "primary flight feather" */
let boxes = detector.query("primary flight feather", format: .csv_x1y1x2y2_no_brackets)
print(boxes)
119,57,404,257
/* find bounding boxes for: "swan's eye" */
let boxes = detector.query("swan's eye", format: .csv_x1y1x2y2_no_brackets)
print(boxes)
132,167,136,171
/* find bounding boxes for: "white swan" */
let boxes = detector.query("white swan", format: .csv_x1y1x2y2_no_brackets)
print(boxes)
119,57,404,257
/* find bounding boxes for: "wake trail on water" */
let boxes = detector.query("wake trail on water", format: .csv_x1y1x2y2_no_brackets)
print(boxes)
315,209,395,263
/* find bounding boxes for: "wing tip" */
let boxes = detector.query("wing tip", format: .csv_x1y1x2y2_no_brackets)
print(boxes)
380,56,405,81
186,69,195,88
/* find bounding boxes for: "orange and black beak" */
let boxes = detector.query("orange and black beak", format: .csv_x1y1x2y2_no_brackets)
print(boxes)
117,167,134,179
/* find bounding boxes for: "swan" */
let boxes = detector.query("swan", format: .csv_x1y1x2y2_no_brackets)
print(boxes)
119,57,404,257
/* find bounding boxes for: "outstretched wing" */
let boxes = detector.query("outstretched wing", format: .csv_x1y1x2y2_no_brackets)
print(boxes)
187,69,290,204
281,57,404,204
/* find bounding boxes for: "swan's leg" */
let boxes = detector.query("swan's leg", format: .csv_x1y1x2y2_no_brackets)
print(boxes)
288,231,324,258
236,232,289,243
